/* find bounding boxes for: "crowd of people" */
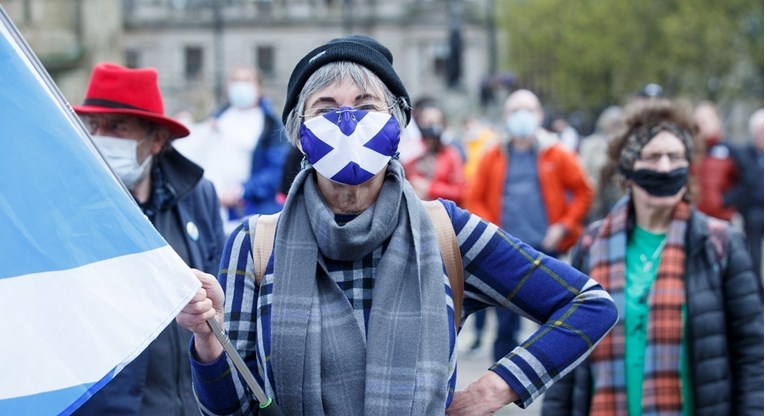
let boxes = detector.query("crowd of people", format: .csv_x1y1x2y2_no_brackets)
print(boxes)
68,34,762,416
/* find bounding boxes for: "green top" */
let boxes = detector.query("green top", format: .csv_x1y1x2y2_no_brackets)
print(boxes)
625,226,692,416
625,226,664,415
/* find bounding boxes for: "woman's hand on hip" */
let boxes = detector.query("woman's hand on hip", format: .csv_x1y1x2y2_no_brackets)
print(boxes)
446,371,517,415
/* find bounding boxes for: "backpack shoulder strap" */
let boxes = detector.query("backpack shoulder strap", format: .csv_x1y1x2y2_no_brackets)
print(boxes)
251,212,280,286
422,200,464,328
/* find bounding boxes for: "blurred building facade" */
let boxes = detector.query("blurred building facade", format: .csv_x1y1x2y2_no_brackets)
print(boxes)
3,0,122,105
7,0,496,122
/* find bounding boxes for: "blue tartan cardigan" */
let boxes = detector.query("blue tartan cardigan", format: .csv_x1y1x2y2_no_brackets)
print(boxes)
190,199,617,415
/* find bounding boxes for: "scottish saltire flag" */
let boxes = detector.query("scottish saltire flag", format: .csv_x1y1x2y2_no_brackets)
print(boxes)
0,9,200,416
300,107,400,184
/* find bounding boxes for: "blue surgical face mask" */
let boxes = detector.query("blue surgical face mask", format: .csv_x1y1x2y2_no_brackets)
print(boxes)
227,81,258,109
300,106,401,186
91,135,153,189
506,110,539,138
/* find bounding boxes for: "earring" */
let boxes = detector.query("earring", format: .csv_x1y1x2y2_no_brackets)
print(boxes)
300,156,310,170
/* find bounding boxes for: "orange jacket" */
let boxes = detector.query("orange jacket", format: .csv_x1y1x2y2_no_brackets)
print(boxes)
464,140,593,252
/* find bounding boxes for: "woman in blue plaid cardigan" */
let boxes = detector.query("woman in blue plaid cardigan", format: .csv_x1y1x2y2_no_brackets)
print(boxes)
176,35,618,416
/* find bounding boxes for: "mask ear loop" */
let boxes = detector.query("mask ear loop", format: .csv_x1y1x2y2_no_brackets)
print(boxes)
300,156,311,170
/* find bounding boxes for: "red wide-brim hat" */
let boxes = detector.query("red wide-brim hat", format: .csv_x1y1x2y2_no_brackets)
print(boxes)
73,62,190,139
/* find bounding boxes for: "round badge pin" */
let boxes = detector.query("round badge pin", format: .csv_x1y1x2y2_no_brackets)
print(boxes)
186,221,199,241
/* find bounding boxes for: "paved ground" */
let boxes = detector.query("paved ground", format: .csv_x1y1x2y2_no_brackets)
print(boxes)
455,312,543,416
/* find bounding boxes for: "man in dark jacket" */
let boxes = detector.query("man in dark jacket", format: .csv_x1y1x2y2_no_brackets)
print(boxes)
735,108,764,278
71,62,226,415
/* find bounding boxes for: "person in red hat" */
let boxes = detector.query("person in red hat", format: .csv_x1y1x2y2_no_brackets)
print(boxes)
71,62,226,416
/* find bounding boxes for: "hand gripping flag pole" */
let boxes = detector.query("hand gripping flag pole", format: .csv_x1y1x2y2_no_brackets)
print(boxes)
206,319,283,415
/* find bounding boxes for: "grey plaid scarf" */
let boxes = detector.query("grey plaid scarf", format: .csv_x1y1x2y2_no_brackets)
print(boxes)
270,161,450,415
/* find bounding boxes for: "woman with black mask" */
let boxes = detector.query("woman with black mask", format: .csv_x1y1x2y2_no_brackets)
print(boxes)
542,98,763,416
403,102,466,205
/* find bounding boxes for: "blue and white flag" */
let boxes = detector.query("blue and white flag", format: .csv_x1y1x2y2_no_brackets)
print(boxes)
0,9,200,416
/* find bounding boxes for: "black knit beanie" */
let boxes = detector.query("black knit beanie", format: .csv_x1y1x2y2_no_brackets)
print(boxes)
281,35,412,125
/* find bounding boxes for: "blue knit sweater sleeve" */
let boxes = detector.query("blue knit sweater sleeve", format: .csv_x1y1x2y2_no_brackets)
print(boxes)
190,220,261,416
440,199,618,408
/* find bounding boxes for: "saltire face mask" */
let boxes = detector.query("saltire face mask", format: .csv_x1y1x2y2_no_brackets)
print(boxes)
300,106,401,186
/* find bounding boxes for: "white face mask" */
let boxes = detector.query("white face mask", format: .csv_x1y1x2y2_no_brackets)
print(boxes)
91,135,153,189
227,81,258,109
506,109,540,139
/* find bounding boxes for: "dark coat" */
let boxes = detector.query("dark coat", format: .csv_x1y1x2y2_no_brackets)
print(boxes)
732,144,765,277
73,147,225,416
731,145,764,231
541,208,764,416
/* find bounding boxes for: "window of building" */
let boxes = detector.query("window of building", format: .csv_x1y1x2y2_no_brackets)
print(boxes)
255,45,275,78
255,0,273,14
432,42,449,78
184,46,203,80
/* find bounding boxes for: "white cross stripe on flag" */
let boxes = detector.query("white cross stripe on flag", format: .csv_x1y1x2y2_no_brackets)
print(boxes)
305,112,394,178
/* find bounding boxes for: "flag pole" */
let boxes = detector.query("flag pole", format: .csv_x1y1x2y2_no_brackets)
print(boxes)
206,319,283,415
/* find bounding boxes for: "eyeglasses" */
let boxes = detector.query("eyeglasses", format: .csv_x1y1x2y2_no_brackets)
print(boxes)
637,151,687,164
300,103,395,120
80,114,147,137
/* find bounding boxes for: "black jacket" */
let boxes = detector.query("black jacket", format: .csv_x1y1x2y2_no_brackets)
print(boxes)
732,144,764,227
541,208,764,416
73,148,226,416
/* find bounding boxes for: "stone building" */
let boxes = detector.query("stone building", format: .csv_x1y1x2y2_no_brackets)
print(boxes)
122,0,496,122
5,0,497,124
3,0,122,105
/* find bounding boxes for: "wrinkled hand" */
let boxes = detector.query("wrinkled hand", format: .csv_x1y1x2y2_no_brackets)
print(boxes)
175,269,225,363
446,371,517,415
541,223,567,252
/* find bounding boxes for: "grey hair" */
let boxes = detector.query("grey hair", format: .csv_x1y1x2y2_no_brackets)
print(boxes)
284,61,408,146
138,119,175,154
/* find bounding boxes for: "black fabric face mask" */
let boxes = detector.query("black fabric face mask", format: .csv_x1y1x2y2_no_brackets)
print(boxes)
419,125,443,142
630,167,689,197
